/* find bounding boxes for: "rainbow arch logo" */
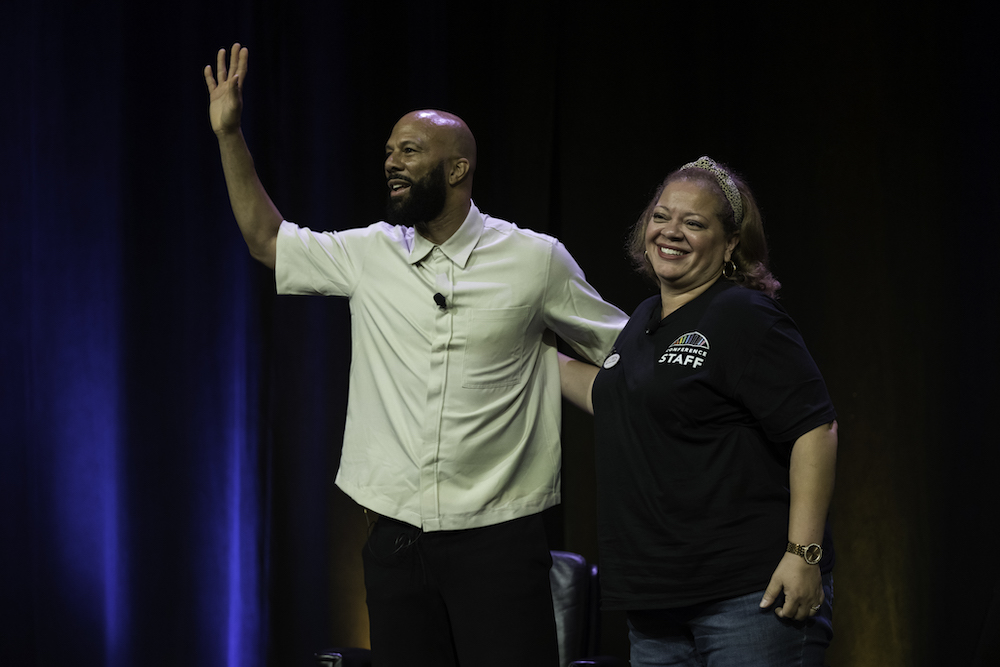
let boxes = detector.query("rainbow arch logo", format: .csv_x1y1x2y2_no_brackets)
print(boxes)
669,331,710,349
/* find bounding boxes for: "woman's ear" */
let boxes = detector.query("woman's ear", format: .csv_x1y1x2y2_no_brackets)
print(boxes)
726,234,740,261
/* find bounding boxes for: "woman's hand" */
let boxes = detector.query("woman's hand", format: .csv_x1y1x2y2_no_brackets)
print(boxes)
760,552,823,621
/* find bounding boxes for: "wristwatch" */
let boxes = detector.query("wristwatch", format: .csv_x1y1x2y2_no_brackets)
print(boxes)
786,541,823,565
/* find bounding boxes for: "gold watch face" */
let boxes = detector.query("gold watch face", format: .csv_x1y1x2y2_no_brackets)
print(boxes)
804,544,823,565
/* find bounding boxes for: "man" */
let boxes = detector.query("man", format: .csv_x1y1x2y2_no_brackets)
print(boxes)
205,43,626,666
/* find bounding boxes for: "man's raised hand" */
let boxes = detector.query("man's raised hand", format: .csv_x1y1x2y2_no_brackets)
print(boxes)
204,43,248,136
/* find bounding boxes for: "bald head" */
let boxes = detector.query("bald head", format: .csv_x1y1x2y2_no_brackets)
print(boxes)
394,110,477,182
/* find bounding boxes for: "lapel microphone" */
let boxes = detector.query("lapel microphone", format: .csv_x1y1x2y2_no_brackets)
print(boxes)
434,293,447,310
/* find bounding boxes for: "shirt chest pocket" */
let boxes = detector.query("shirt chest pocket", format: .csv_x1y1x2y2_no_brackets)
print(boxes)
462,306,532,389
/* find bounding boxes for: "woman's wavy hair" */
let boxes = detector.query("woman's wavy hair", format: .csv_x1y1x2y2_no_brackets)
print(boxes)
626,162,781,298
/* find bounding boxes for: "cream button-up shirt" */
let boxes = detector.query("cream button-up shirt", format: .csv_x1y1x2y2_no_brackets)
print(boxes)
276,204,626,531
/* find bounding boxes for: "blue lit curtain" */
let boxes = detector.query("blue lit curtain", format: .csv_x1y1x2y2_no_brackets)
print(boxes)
3,2,998,667
2,3,267,666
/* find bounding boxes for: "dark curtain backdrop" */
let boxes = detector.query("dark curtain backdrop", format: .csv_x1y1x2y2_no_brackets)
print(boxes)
3,2,997,666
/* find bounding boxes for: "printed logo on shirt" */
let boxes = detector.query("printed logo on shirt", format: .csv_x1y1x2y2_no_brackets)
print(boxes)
658,331,709,369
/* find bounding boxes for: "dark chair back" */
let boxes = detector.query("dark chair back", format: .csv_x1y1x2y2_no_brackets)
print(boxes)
549,550,600,666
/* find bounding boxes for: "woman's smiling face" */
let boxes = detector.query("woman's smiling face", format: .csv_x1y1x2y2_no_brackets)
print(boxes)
644,178,739,296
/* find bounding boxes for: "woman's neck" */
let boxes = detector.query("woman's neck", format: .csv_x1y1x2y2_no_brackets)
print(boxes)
659,276,721,319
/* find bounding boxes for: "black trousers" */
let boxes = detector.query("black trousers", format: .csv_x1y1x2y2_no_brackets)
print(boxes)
362,512,559,667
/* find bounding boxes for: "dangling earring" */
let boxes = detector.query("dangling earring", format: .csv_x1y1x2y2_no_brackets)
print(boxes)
722,260,737,278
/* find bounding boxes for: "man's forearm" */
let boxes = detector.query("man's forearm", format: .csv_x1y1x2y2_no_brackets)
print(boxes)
217,129,282,269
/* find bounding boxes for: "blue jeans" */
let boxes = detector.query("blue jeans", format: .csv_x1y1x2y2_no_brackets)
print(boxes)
627,574,834,667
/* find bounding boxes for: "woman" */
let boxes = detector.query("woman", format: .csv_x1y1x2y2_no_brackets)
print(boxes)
561,157,838,666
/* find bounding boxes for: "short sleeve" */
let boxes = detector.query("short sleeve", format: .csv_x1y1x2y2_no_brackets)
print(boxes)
542,241,627,364
275,220,372,297
733,299,837,443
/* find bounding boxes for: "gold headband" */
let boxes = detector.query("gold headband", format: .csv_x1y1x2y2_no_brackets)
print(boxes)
679,156,743,225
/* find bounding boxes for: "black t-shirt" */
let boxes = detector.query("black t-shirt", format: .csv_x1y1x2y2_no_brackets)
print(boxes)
592,280,837,610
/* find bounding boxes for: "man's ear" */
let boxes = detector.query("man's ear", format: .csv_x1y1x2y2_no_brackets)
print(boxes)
449,158,470,186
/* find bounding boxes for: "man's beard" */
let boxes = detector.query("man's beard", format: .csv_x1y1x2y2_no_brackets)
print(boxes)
385,161,448,231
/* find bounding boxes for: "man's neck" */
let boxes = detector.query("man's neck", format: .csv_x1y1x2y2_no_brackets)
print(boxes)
417,199,472,245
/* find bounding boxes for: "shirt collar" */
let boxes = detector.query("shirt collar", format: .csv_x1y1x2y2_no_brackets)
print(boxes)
408,202,485,269
645,279,733,334
645,296,664,335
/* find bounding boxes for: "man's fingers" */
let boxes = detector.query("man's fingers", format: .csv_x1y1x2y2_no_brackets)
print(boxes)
204,65,217,92
236,46,248,82
217,48,228,81
228,43,244,85
228,43,239,80
211,43,248,91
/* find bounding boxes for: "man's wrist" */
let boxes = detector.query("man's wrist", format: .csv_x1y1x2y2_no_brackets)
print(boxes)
215,125,244,140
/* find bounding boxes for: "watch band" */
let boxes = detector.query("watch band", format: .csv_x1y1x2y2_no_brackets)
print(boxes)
786,540,823,565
